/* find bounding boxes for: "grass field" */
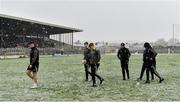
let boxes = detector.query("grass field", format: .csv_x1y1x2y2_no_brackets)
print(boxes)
0,54,180,101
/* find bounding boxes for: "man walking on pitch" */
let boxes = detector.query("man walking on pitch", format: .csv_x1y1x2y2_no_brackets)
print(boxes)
26,41,40,88
137,43,157,81
88,43,104,87
82,42,90,81
137,56,156,81
143,42,164,83
117,43,131,80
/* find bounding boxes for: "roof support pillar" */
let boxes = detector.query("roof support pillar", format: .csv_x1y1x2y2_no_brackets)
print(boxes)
72,32,73,49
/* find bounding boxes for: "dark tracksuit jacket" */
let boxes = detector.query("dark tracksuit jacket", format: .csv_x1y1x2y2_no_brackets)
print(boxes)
89,49,102,85
83,47,90,80
29,47,39,72
143,48,157,67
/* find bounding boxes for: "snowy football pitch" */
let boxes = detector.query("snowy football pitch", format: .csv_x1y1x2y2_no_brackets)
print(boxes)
0,54,180,101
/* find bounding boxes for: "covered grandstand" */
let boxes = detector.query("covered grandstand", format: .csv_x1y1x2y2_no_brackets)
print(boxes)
0,14,82,48
0,14,83,56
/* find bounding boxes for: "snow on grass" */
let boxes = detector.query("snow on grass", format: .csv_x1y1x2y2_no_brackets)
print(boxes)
0,54,180,101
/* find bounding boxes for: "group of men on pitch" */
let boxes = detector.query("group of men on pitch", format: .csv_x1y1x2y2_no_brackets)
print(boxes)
26,41,105,88
83,42,164,87
25,41,164,88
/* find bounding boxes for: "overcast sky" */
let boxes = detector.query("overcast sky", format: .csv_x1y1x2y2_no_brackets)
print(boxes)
0,0,180,42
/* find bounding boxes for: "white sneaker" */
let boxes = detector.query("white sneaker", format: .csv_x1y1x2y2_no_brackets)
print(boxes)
30,83,38,89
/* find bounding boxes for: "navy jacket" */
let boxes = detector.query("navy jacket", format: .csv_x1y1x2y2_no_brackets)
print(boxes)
30,47,39,66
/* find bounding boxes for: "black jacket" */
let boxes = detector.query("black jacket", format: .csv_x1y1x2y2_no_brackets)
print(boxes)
143,48,157,66
83,47,90,61
117,47,131,61
89,49,101,64
30,47,39,65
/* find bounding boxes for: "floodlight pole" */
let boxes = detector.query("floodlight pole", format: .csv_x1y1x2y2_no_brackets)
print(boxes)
173,24,175,45
172,24,175,53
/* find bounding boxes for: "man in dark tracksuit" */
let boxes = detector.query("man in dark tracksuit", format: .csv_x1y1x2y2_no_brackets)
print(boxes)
88,43,104,87
26,41,39,88
117,43,131,80
143,42,164,83
83,42,90,81
137,51,156,81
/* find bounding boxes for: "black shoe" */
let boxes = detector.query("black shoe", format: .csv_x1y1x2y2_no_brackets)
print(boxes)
100,78,104,84
151,78,154,80
137,78,142,81
145,80,150,84
84,79,88,82
92,84,97,87
159,78,164,83
123,78,126,80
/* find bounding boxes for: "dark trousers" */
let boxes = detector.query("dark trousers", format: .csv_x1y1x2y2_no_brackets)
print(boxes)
121,61,129,79
140,64,154,80
84,63,89,80
89,64,102,85
146,65,162,81
96,63,100,70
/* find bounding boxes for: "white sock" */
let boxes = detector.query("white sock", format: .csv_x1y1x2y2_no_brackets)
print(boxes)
33,82,38,86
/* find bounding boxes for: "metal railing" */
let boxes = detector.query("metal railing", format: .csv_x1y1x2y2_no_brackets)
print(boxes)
0,47,83,56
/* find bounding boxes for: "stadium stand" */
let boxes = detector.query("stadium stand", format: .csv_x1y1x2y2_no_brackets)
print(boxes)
0,14,83,57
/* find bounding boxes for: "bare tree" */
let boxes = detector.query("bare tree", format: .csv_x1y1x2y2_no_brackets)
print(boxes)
168,38,180,46
154,38,168,47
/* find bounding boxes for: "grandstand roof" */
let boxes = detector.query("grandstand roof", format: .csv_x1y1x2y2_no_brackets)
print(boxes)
0,13,83,36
